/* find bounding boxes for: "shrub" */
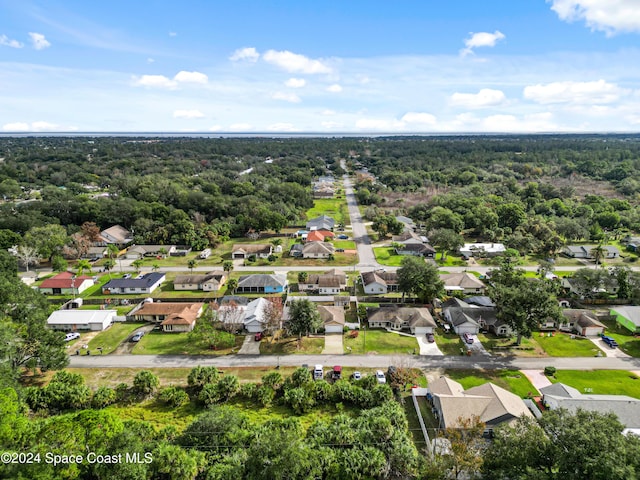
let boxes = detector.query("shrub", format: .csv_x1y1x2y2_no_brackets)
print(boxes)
544,366,557,376
188,366,220,389
158,386,190,408
133,370,160,395
240,382,257,399
92,386,117,409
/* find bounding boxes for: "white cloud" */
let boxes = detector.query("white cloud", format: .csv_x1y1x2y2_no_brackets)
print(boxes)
523,79,627,104
132,70,208,89
267,122,297,131
209,125,222,131
481,112,557,132
173,109,205,119
321,109,336,116
29,32,51,50
174,70,208,84
2,121,76,132
132,74,177,89
450,88,507,108
169,32,177,37
147,58,155,64
230,47,260,62
326,84,343,93
401,112,437,125
548,0,640,35
321,121,343,129
285,77,306,88
271,91,301,103
263,49,332,74
0,34,23,48
461,30,505,56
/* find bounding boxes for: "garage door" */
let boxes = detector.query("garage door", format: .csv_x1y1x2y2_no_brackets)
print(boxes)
325,325,343,334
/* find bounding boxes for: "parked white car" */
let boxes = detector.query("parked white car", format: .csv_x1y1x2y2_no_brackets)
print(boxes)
375,370,386,384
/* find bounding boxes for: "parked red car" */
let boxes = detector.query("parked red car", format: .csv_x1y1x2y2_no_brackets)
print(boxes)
254,332,263,341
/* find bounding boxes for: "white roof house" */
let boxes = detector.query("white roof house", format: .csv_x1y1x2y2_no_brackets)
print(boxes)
460,243,506,259
47,309,117,331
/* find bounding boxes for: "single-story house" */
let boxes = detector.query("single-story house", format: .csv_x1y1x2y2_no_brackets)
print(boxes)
47,309,117,332
302,241,335,259
236,274,287,294
442,299,509,336
560,309,606,337
306,230,336,243
367,306,436,335
82,246,107,261
611,306,640,334
392,230,429,244
563,245,620,259
541,383,640,432
464,296,495,307
298,269,347,294
361,270,399,294
394,242,436,258
98,225,133,247
231,244,273,259
101,272,165,294
124,245,176,259
395,216,416,231
440,272,486,295
306,215,336,232
242,297,270,333
132,302,204,333
39,271,94,295
173,271,227,291
318,305,346,333
561,276,618,297
460,243,506,259
428,376,533,431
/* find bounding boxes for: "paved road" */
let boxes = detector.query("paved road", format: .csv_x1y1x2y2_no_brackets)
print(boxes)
342,169,380,270
68,353,640,370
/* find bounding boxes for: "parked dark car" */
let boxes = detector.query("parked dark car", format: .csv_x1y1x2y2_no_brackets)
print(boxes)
426,333,435,343
336,248,345,252
254,332,263,341
337,234,349,239
602,335,618,348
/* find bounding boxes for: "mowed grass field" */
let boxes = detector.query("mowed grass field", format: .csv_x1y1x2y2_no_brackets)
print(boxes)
306,198,349,225
343,329,418,354
373,247,404,266
87,322,147,354
443,369,538,398
550,370,640,398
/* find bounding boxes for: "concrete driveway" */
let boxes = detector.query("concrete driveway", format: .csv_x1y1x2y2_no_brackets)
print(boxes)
322,333,344,354
239,335,261,355
521,370,552,392
590,337,630,357
417,335,443,355
463,334,490,356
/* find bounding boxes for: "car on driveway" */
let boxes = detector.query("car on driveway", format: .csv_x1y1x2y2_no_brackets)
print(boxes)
130,332,144,342
64,332,80,342
337,234,349,239
254,332,263,342
463,333,474,344
336,248,345,252
602,335,618,348
375,370,386,384
426,333,435,343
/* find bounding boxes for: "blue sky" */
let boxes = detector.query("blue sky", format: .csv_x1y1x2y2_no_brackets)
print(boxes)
1,0,640,133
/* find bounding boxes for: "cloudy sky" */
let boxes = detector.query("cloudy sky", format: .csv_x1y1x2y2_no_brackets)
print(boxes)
1,0,640,133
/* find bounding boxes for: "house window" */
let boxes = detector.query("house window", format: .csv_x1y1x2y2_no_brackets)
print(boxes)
165,325,172,331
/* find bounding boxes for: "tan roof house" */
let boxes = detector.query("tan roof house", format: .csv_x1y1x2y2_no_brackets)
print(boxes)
231,244,273,259
367,306,436,335
132,302,204,332
98,225,133,247
173,271,227,291
302,241,335,259
440,272,486,295
428,376,533,431
318,305,346,334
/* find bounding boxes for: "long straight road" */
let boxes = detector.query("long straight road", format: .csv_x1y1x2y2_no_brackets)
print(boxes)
68,353,640,371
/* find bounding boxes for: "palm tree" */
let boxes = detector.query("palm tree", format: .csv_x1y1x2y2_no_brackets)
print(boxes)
297,271,308,283
158,247,168,259
106,244,121,272
76,259,92,276
271,238,282,248
223,260,234,274
103,258,115,279
152,263,160,272
132,259,144,273
590,244,607,267
188,259,198,272
226,278,238,294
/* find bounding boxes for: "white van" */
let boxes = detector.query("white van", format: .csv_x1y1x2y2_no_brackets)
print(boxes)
64,332,80,342
313,365,323,380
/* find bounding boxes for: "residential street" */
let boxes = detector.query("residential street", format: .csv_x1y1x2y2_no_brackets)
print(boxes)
68,353,640,371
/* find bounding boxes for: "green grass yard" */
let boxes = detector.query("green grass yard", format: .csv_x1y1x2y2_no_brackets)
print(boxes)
306,198,350,226
532,332,603,357
373,247,405,266
343,329,418,355
601,320,640,357
477,334,544,357
443,369,538,398
132,330,244,355
434,331,467,355
259,336,325,354
87,322,147,354
550,370,640,398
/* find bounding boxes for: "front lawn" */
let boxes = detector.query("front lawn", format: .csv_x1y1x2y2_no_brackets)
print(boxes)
532,332,602,357
550,370,640,398
434,331,466,355
373,247,404,266
343,329,418,355
132,330,244,355
332,240,357,250
601,320,640,357
444,369,538,398
87,322,147,354
477,334,545,357
259,336,325,354
434,254,467,267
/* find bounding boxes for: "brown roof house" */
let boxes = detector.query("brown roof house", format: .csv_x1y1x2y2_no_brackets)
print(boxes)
367,306,436,335
440,272,486,295
173,271,227,291
428,376,533,432
361,271,399,294
560,309,606,337
131,301,204,333
98,225,133,247
318,305,346,334
298,269,347,295
231,244,273,259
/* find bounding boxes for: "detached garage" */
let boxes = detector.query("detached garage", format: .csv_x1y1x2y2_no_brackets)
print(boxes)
47,309,117,332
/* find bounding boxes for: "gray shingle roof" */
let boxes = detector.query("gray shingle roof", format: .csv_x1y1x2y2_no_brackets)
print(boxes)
237,274,287,289
103,272,165,289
